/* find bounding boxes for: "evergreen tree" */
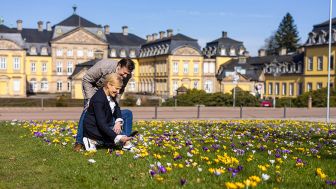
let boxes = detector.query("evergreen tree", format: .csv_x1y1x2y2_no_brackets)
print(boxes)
274,13,300,53
264,32,279,55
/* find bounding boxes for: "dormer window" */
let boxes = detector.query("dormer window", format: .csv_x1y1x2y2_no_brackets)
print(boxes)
56,28,62,34
230,48,236,56
129,49,136,58
41,47,48,55
239,47,244,55
30,46,37,55
110,49,117,57
220,48,226,56
120,49,126,58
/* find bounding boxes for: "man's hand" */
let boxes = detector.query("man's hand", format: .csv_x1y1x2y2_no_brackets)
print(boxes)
113,122,123,134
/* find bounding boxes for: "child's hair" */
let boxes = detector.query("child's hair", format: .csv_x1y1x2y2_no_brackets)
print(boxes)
104,73,123,88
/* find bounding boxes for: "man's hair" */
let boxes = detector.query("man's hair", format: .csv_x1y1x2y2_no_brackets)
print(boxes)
118,58,135,72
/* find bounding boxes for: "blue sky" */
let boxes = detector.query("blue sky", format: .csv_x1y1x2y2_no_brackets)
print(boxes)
1,0,333,55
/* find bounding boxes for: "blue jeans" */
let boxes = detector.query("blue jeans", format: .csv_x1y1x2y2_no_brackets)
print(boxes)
75,108,133,145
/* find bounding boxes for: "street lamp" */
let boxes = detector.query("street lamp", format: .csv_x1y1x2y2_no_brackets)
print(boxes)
327,0,333,123
232,72,239,107
272,67,280,109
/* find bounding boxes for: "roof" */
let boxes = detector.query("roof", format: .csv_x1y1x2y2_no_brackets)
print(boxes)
20,29,53,43
142,33,197,47
207,36,243,46
247,53,304,65
54,14,100,28
0,24,19,33
106,33,145,46
312,17,336,33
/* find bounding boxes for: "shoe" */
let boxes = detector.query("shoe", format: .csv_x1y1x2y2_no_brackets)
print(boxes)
122,141,136,153
130,130,139,137
73,142,84,152
83,137,97,151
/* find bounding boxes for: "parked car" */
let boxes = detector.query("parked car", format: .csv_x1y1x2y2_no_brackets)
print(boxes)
261,100,273,107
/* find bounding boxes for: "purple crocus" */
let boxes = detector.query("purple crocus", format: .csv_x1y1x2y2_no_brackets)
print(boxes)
149,170,156,177
158,166,167,174
180,178,187,185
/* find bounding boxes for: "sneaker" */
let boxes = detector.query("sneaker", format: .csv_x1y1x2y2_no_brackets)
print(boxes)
122,141,136,153
83,137,97,151
73,142,84,152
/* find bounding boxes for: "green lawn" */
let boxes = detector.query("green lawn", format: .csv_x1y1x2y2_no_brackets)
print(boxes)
0,120,335,189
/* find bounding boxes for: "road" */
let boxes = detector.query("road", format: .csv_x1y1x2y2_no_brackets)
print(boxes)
0,107,335,122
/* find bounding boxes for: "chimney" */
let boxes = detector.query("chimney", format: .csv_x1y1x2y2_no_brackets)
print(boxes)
152,33,158,41
159,31,165,39
146,35,152,42
104,25,110,34
122,26,128,36
167,29,173,37
222,31,227,38
243,51,250,57
46,21,51,31
16,20,22,31
37,21,43,32
279,47,287,55
258,49,266,57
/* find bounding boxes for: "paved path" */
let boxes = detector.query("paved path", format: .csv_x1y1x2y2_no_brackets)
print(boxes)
0,107,335,122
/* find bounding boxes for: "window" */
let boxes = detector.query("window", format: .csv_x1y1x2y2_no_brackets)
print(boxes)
307,57,313,71
130,50,136,58
13,80,20,92
204,80,213,93
298,83,303,95
282,83,287,95
173,80,178,92
67,81,71,92
230,48,236,56
275,83,279,95
317,82,323,89
120,49,126,58
220,48,226,56
77,50,83,57
31,62,36,72
307,83,312,92
87,50,94,57
268,83,273,95
331,56,334,70
30,46,37,55
42,63,47,72
289,83,294,96
183,62,189,74
129,80,136,92
13,57,20,70
173,62,178,73
41,79,48,91
193,80,198,89
56,62,62,74
0,57,7,69
41,47,48,55
29,80,37,92
317,56,323,71
110,49,117,57
194,62,199,73
56,81,62,91
67,49,73,57
67,62,73,75
56,49,63,57
209,63,215,73
204,63,209,73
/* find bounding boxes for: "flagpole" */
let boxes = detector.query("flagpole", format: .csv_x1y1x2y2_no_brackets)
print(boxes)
327,0,333,123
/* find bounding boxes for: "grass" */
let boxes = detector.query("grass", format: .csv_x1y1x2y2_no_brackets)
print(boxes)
0,120,336,189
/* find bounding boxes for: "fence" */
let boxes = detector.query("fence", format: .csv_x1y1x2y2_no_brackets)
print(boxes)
0,106,334,121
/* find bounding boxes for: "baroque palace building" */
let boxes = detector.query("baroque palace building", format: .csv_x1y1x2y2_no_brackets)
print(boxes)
1,8,333,100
